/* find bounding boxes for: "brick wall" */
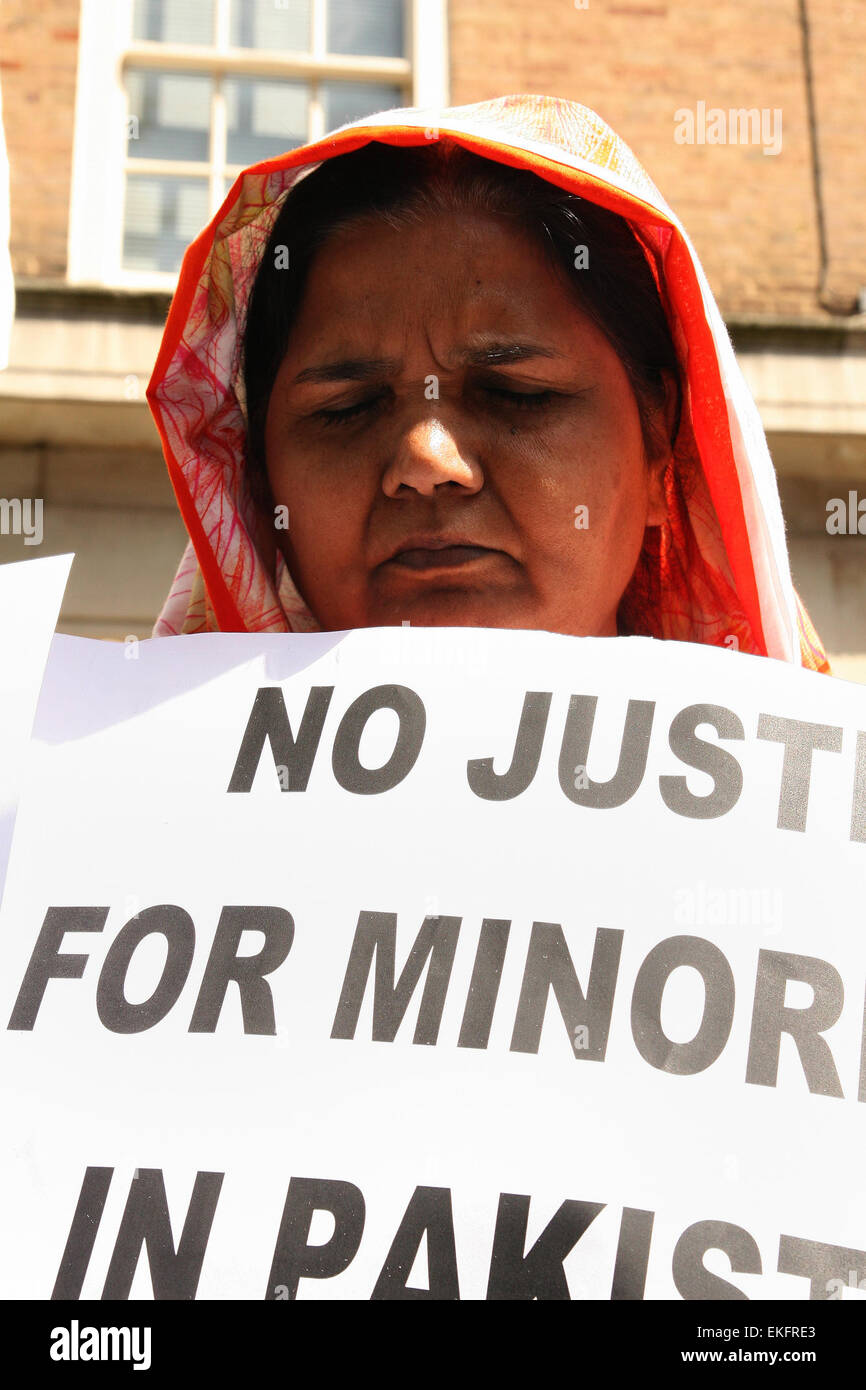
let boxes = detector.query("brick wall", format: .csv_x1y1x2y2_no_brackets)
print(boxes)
448,0,866,322
806,0,866,314
1,0,80,278
1,1,863,318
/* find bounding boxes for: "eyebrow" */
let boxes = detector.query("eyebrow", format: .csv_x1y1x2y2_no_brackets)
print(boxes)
291,340,563,385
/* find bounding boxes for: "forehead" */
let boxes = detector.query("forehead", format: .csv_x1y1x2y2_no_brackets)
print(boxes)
284,208,599,357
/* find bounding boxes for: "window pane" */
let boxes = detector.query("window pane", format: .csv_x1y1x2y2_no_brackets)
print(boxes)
327,0,404,57
225,78,309,165
321,81,403,132
126,69,212,162
230,0,311,51
123,175,210,272
132,0,214,45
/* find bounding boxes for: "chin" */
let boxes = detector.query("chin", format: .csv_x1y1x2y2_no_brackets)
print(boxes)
392,611,548,633
370,604,612,638
372,593,527,629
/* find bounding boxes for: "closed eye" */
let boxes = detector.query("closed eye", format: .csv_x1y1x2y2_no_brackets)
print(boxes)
483,386,558,408
311,383,562,428
313,393,386,427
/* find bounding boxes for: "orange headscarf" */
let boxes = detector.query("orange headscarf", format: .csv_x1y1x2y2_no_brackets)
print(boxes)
147,93,830,673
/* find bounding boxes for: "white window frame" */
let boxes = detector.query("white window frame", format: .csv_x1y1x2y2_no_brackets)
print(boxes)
68,0,449,289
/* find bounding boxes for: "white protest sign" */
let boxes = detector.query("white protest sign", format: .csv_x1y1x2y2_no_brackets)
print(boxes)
0,554,73,903
1,625,865,1300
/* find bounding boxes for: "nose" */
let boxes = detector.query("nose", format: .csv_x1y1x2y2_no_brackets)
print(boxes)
381,414,484,498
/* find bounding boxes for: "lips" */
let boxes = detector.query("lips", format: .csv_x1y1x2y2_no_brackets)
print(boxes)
389,544,496,571
381,536,504,572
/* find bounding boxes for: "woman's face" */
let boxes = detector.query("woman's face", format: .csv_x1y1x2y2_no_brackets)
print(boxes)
263,209,671,636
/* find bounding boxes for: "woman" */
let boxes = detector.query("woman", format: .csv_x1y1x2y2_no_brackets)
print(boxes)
147,93,830,672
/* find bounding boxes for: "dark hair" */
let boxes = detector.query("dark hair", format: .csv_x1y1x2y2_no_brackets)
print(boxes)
241,139,683,515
